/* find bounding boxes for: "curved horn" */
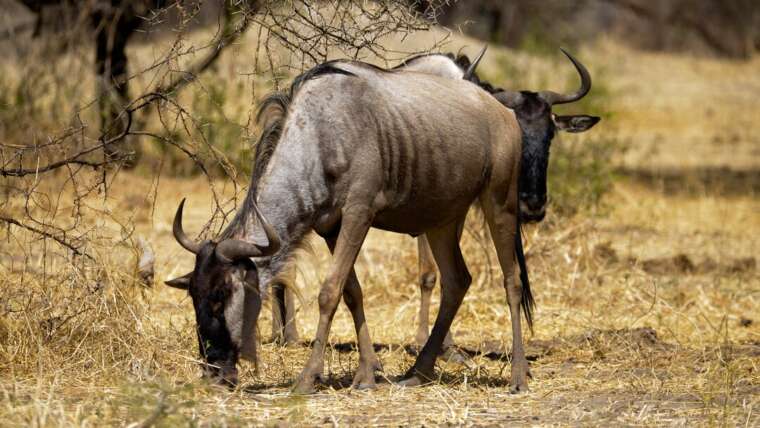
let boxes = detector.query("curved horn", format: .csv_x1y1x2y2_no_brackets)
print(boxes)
173,198,203,254
463,45,487,80
215,201,281,262
539,48,592,105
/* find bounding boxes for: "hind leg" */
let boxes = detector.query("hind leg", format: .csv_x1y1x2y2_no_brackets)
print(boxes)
282,285,299,344
401,219,470,385
416,236,456,351
270,282,286,343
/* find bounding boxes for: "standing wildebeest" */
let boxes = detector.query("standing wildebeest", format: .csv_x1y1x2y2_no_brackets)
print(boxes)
166,50,599,393
399,49,600,352
268,48,600,354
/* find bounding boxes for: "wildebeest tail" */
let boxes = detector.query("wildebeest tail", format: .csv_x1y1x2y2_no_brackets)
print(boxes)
515,215,535,334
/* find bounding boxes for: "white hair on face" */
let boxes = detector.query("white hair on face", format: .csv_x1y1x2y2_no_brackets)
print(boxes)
224,272,246,348
224,269,260,364
239,286,260,365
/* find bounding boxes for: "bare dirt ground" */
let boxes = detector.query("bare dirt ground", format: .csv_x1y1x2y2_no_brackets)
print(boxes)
1,33,759,425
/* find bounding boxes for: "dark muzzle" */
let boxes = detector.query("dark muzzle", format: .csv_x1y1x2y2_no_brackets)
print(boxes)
202,360,238,387
519,193,547,223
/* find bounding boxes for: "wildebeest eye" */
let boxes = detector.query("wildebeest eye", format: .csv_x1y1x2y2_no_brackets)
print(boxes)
211,301,223,312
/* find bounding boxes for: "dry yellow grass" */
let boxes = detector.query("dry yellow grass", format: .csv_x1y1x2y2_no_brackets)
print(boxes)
1,23,759,427
2,173,757,426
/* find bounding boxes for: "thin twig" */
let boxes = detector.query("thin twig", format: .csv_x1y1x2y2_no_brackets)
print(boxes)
0,215,92,260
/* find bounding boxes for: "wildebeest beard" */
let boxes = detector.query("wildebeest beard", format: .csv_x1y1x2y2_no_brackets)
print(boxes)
189,244,241,386
513,94,555,223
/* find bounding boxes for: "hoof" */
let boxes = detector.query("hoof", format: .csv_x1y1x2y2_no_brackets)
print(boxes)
284,339,301,348
263,336,282,345
395,375,426,387
283,332,301,347
351,358,381,390
441,347,469,365
292,381,316,395
353,382,377,391
509,364,531,394
509,380,529,394
350,374,377,390
292,379,316,395
267,337,301,347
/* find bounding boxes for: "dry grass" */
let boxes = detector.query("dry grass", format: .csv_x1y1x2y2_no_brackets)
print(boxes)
1,24,759,427
2,174,757,426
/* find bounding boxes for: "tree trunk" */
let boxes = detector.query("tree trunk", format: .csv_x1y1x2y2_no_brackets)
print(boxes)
91,2,141,166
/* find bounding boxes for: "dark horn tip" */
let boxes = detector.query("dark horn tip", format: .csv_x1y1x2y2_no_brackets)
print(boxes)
541,47,592,105
174,198,187,228
463,45,488,80
174,197,188,221
559,47,576,65
173,197,203,254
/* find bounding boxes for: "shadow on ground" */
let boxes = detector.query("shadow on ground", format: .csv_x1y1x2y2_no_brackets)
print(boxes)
256,328,759,391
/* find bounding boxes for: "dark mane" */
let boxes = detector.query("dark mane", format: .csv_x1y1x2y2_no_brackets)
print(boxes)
289,62,356,98
252,63,357,195
221,63,356,238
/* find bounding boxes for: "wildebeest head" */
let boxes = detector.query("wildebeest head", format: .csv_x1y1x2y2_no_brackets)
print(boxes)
165,198,280,386
493,49,600,222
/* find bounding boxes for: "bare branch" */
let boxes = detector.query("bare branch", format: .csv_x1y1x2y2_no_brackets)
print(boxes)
1,0,449,277
0,215,93,260
1,107,133,177
151,1,259,97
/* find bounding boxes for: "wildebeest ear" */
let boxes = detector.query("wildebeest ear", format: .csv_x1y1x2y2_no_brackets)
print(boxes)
165,272,192,290
553,115,600,133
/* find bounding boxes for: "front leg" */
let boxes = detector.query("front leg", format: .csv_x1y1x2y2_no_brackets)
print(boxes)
323,234,382,389
343,269,382,388
270,280,300,345
416,235,457,352
402,219,470,386
482,189,530,393
293,205,373,394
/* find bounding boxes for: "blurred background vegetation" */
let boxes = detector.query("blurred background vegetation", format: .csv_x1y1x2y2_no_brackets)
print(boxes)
1,0,758,254
436,0,760,59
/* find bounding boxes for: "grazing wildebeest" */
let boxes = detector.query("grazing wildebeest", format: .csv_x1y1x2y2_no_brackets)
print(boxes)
166,49,599,394
265,48,487,349
269,48,600,355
